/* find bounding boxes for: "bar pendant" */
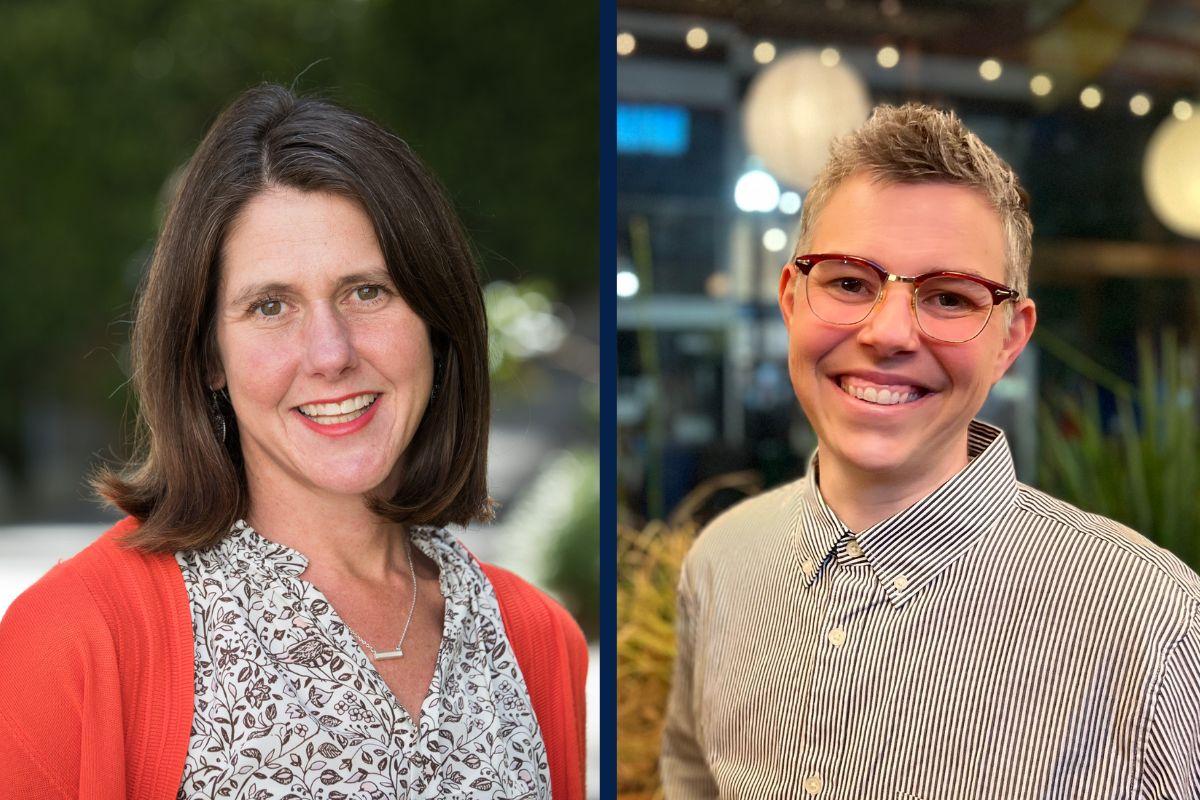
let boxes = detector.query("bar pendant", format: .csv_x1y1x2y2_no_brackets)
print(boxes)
375,649,404,660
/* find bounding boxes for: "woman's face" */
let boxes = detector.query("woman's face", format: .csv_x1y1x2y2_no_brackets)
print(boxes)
212,187,433,504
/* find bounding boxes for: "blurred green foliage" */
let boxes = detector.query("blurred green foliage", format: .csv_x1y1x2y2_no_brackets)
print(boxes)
1039,329,1200,571
0,0,597,484
541,449,600,637
486,280,568,383
495,446,599,637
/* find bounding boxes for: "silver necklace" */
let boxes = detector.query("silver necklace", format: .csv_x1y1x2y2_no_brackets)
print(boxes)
343,536,418,661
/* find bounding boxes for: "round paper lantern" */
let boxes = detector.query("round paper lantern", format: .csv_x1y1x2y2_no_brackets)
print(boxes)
742,50,872,191
1143,113,1200,239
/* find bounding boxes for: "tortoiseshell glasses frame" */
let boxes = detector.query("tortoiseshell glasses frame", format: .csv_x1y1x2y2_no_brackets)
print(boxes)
791,253,1021,343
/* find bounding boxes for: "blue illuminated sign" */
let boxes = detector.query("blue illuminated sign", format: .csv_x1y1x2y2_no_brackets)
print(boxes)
617,104,690,156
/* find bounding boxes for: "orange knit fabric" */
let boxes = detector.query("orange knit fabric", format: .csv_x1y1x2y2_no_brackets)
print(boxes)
0,517,588,799
481,563,589,799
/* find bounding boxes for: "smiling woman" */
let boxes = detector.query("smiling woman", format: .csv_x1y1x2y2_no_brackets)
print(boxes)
0,84,586,799
101,87,491,541
214,188,437,508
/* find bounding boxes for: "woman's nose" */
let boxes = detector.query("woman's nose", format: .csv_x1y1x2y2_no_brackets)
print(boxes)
302,304,358,378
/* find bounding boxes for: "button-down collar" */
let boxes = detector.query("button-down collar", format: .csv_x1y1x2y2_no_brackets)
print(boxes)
792,419,1018,607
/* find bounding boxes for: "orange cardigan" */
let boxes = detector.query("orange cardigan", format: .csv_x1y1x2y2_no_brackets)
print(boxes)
0,516,587,799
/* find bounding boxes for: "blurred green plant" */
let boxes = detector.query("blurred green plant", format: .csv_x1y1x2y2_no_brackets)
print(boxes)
1039,328,1200,570
541,449,600,637
485,280,568,385
626,213,667,522
481,278,595,636
498,448,599,638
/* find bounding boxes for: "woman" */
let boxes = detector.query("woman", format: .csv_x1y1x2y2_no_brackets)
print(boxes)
0,84,587,799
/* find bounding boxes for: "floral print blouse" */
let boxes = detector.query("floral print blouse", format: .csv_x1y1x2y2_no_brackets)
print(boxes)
174,520,550,799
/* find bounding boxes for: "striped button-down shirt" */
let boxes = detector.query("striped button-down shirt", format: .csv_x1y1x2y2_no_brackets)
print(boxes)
661,421,1200,799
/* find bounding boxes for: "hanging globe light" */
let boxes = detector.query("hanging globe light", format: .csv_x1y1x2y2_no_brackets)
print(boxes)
742,49,872,191
1143,113,1200,239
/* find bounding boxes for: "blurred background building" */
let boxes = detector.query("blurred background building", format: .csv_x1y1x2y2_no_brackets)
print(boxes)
615,0,1200,572
0,1,599,789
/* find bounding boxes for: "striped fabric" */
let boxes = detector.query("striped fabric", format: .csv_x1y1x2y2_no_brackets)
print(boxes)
661,420,1200,799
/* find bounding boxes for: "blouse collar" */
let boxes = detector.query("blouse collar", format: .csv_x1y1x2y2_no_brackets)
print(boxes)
206,519,473,604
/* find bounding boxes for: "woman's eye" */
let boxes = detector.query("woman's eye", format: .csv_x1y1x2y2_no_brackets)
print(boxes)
252,298,283,317
354,284,390,304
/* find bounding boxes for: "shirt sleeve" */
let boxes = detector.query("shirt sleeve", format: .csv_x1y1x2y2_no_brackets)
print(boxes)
659,559,719,799
1138,605,1200,799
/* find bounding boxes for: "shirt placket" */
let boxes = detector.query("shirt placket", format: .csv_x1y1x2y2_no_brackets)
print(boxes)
798,533,884,798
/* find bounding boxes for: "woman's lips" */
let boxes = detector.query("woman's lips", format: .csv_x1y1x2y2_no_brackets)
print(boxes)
292,395,381,436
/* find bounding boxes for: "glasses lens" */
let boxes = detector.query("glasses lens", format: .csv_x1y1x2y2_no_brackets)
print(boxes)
806,259,883,325
915,276,994,342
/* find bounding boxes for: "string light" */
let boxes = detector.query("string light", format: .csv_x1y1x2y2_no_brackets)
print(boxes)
819,47,841,67
979,59,1002,81
1173,100,1193,121
616,32,635,57
686,27,708,50
753,41,776,65
762,228,788,252
876,46,899,69
1080,86,1103,109
1129,93,1151,116
1030,74,1053,97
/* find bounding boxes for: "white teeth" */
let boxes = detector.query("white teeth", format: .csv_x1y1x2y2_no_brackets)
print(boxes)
307,406,371,425
298,393,378,418
840,380,923,406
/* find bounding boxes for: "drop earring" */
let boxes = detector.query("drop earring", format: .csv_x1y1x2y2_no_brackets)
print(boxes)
208,388,227,444
430,357,444,403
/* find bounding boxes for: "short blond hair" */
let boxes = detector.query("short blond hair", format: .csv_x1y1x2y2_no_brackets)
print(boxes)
795,103,1032,298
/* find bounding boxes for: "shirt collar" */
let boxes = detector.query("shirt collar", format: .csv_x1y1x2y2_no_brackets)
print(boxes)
222,518,309,577
213,519,474,604
791,419,1018,608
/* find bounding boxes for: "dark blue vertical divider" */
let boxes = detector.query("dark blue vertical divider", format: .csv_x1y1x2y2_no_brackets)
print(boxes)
598,0,616,797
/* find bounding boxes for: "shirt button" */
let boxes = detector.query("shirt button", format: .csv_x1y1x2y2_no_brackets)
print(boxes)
846,540,864,558
802,559,816,578
893,574,910,591
803,773,823,794
827,627,846,647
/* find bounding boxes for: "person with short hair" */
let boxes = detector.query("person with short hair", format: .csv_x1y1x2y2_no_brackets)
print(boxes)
0,84,586,799
661,103,1200,798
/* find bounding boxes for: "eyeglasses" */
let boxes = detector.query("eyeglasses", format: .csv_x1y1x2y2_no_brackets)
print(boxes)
792,253,1021,343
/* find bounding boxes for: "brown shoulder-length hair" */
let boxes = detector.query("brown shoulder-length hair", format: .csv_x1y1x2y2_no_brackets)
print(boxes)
93,83,492,553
